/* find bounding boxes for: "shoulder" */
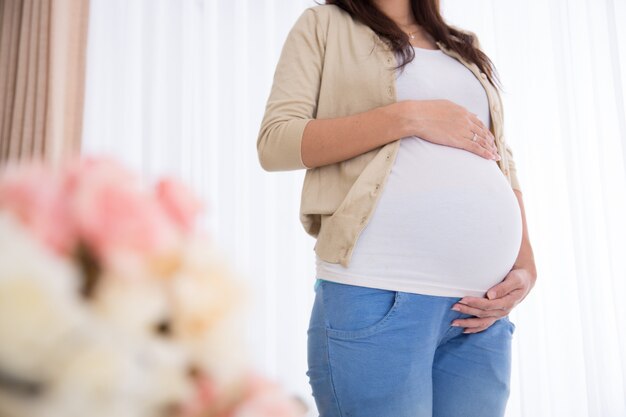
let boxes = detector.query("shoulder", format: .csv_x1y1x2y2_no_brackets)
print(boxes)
296,4,353,28
306,4,351,20
287,4,357,45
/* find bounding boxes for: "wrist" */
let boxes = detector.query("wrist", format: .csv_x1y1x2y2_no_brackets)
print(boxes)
513,262,537,282
391,100,424,138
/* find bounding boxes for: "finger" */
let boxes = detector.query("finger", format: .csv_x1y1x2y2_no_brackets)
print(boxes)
486,277,523,300
470,118,497,154
457,293,517,311
465,136,498,160
469,129,494,152
463,322,501,334
479,127,495,150
463,325,490,334
451,316,495,329
452,301,509,318
476,129,497,154
482,134,498,155
469,114,496,146
464,317,508,334
470,113,496,143
466,120,498,157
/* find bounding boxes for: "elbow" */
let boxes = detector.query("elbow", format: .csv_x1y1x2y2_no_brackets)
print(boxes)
256,119,312,172
256,137,272,171
256,133,291,172
257,145,281,172
257,144,310,172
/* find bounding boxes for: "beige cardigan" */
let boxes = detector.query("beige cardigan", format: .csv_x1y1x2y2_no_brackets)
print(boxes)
257,4,522,268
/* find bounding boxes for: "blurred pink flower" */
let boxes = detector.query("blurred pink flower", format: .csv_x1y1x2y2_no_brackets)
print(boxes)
231,371,305,417
156,177,204,234
0,161,76,255
0,155,305,417
176,372,219,417
64,156,180,265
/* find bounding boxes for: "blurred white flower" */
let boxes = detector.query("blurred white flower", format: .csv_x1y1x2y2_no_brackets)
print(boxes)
0,156,305,417
167,236,252,389
0,212,195,417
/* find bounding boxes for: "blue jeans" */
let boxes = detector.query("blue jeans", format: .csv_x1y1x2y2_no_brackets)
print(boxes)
306,279,516,417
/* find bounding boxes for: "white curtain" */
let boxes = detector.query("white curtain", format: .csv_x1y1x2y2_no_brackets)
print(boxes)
82,1,626,416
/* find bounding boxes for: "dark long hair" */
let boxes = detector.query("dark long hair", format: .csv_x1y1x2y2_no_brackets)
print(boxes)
319,0,502,91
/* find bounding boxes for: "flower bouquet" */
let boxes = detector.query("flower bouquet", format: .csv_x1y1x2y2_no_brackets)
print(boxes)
0,156,306,417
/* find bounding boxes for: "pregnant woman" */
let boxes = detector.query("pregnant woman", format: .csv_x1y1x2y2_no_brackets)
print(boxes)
257,1,537,416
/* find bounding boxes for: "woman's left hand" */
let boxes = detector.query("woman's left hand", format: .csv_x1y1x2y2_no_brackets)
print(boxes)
450,267,536,333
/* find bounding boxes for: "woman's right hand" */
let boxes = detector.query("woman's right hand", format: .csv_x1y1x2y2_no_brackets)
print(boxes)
399,99,500,160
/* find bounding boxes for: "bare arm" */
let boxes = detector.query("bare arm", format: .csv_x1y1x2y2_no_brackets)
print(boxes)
301,99,499,169
300,102,412,168
512,189,537,287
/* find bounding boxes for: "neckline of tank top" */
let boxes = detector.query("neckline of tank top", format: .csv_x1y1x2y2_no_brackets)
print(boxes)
411,45,443,53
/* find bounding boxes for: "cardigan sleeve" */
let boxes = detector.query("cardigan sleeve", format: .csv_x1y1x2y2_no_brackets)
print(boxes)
504,142,522,192
256,7,326,172
466,28,523,193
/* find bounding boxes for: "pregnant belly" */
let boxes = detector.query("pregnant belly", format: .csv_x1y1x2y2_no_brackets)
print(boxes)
349,136,523,294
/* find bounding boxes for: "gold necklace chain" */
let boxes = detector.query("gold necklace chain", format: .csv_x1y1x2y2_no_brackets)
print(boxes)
398,22,419,40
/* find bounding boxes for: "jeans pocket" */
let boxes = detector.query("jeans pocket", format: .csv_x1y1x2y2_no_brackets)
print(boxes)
320,280,402,340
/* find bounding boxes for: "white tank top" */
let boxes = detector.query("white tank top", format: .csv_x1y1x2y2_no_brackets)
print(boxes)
315,46,523,297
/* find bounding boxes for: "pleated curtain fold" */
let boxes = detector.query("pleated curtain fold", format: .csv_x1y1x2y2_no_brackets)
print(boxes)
0,0,89,167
